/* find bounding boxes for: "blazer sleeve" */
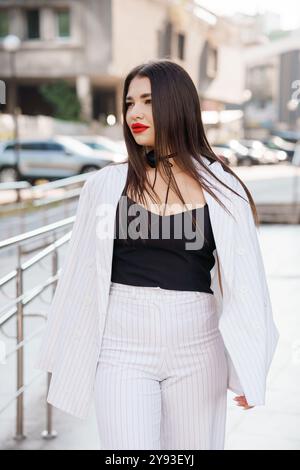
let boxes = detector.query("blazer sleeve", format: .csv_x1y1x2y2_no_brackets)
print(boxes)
231,176,280,375
35,178,93,373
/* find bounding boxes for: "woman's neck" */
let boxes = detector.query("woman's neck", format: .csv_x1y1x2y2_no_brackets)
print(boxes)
145,148,183,175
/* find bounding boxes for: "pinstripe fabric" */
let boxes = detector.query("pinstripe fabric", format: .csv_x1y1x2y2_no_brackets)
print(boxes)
34,170,105,418
95,282,228,450
34,157,280,419
197,159,279,403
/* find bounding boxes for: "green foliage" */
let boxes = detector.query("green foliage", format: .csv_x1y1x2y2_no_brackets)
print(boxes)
39,80,81,121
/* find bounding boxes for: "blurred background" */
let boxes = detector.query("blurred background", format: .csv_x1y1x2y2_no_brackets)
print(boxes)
0,0,300,450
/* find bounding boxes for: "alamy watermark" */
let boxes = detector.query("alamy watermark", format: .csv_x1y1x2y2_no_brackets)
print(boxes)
95,199,207,251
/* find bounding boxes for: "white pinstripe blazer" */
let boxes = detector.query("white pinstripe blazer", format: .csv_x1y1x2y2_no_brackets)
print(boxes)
35,157,280,419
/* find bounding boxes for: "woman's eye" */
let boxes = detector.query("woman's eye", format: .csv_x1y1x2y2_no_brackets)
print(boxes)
126,100,151,107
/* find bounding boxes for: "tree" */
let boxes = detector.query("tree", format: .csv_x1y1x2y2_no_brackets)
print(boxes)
39,80,81,121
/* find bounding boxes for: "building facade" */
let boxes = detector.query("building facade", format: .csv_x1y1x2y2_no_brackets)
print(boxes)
0,0,245,131
243,30,300,135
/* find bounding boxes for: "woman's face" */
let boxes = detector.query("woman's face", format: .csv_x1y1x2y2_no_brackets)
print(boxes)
125,76,155,151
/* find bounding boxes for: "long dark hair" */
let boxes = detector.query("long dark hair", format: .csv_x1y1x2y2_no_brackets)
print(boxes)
115,59,259,227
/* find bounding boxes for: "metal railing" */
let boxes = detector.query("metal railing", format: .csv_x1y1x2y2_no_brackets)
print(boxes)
0,177,89,441
0,181,31,204
0,173,93,251
0,173,90,215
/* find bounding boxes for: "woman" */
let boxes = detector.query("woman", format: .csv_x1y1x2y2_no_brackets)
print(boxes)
35,60,279,450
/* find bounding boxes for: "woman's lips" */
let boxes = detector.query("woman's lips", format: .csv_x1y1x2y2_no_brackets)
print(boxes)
132,125,149,134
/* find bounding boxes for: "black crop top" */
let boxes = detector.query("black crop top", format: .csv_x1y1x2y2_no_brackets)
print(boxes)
110,190,217,294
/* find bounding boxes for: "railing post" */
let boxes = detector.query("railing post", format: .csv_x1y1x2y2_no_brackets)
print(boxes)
15,244,25,441
16,186,21,204
41,244,57,440
41,372,57,440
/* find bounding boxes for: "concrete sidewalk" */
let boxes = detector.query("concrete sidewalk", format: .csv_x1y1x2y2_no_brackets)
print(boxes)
0,225,299,450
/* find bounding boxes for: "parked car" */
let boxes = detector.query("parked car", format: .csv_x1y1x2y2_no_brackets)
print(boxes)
213,141,259,166
270,130,300,144
74,135,127,163
211,146,238,166
115,139,127,154
261,136,295,162
0,136,114,183
239,139,281,164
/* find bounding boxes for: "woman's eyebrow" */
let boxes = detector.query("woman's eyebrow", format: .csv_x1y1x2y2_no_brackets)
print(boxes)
125,93,152,101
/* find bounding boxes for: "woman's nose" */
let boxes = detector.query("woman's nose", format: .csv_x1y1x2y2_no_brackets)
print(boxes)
129,105,144,118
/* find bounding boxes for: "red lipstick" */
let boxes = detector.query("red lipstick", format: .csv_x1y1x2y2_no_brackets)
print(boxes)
131,123,150,134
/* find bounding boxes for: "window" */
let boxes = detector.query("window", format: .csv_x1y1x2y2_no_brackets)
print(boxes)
20,142,45,150
85,142,105,151
0,10,9,38
157,29,163,58
26,9,40,40
5,144,14,151
206,46,218,78
57,9,70,38
45,142,63,151
177,33,185,60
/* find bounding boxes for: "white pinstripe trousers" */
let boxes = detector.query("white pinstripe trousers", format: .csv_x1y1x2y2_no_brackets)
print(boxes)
94,281,228,450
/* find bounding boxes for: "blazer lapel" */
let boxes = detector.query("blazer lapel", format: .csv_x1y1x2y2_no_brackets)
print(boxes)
95,164,128,323
192,157,235,302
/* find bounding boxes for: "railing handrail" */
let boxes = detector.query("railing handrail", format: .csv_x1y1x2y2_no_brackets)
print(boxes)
0,182,31,190
0,230,71,323
0,171,93,213
0,216,74,250
0,172,90,193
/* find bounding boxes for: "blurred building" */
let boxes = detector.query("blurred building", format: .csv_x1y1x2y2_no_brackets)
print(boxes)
242,28,300,137
232,11,282,46
0,0,245,137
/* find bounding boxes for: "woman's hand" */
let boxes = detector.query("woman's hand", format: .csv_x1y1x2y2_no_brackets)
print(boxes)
233,395,255,410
